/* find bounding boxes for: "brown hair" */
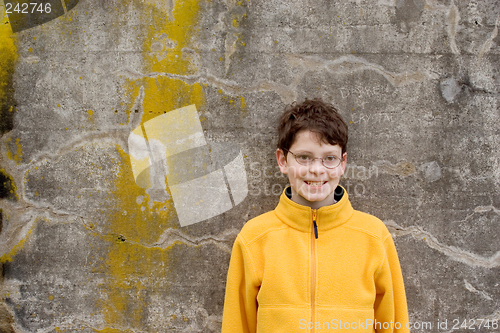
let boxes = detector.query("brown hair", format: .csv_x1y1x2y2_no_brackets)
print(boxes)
277,98,348,154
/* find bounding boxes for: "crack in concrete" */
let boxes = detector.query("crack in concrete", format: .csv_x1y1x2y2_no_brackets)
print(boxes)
446,0,461,55
343,160,416,181
0,199,86,259
0,136,109,260
225,33,240,74
0,135,132,262
484,308,500,320
474,205,500,215
114,69,297,103
0,216,36,262
478,16,500,63
16,129,130,168
7,137,124,225
114,53,438,105
0,128,130,213
20,191,112,223
152,227,239,253
384,220,500,268
95,227,237,254
0,202,80,224
286,54,438,87
450,205,500,228
464,279,494,301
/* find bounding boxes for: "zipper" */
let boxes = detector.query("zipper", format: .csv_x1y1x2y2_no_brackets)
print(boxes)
311,209,317,332
313,210,318,239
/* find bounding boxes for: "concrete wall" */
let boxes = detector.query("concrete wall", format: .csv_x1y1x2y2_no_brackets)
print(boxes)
0,0,499,332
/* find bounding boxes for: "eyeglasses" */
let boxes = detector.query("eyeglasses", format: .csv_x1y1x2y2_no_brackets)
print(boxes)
284,149,344,169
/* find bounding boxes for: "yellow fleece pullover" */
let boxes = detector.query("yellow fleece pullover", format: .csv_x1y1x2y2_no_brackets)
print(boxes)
222,186,410,333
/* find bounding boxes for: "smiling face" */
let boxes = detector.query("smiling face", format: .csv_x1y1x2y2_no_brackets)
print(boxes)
277,130,347,209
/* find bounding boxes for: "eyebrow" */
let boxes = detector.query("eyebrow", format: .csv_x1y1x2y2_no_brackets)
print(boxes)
294,150,340,156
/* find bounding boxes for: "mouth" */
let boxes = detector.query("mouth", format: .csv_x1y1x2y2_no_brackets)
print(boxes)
304,181,327,187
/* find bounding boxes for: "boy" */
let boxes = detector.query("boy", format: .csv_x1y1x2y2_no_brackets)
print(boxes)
222,99,409,332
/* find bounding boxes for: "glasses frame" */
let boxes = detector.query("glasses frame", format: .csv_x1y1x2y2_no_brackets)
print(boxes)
284,149,344,169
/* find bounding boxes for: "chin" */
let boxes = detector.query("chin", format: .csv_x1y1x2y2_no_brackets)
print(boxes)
305,194,330,203
299,189,330,201
302,187,337,203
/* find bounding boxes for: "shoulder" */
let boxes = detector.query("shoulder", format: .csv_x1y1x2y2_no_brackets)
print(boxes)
237,210,286,245
343,209,392,242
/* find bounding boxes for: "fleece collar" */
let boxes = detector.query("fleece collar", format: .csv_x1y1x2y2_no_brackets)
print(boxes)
274,185,354,233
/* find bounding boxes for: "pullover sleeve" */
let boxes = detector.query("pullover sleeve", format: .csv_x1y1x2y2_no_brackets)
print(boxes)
374,234,410,333
221,235,260,333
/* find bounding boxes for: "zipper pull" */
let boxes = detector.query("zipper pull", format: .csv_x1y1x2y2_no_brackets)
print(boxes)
312,210,318,239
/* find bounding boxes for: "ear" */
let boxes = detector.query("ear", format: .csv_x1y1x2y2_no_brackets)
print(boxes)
276,149,289,174
339,152,347,176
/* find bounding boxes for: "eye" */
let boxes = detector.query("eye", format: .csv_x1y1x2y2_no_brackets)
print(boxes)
297,154,312,161
324,156,338,162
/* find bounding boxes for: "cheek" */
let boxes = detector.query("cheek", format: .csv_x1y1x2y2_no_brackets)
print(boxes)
288,165,307,179
327,169,343,179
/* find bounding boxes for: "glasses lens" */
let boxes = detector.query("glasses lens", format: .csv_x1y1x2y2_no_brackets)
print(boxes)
295,154,313,165
323,157,340,168
290,151,342,168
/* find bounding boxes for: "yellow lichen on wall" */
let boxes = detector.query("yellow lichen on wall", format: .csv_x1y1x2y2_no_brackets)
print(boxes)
0,221,35,263
95,328,135,333
144,0,200,75
101,0,206,328
121,79,142,124
0,6,18,136
126,0,204,124
5,138,23,164
98,145,178,329
141,77,204,123
218,89,248,118
87,109,94,123
0,7,17,108
110,146,174,243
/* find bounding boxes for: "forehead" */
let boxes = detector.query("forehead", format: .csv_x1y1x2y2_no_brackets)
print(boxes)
290,130,342,153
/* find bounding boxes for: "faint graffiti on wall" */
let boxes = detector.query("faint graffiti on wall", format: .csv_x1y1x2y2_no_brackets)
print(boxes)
128,105,248,227
4,0,79,32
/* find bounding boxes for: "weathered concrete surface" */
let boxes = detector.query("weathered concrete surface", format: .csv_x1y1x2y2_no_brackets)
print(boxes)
0,0,499,332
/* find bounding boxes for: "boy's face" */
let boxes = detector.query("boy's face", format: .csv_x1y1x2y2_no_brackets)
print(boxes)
276,130,347,209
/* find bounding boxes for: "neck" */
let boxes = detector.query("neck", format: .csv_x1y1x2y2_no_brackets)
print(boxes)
290,188,336,209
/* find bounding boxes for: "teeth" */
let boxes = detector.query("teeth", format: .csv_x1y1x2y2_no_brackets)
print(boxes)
307,181,324,186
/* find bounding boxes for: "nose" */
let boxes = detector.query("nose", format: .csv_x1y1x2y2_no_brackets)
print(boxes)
308,158,325,173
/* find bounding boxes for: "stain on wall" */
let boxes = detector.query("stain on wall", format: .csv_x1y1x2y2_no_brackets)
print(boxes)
99,0,208,330
0,7,17,135
0,169,17,201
